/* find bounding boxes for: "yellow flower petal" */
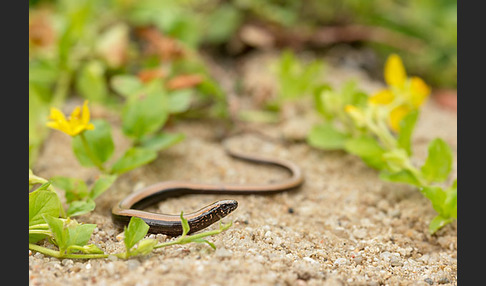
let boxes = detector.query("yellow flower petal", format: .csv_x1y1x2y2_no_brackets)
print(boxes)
46,121,61,131
46,120,71,135
369,89,395,105
81,100,91,125
87,123,95,130
410,77,430,108
384,54,407,88
389,105,411,132
48,107,67,121
46,101,94,136
47,107,71,132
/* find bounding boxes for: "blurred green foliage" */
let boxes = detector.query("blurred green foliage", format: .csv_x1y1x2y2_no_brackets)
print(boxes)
29,0,456,166
30,0,457,87
28,0,231,166
342,0,457,89
226,0,456,88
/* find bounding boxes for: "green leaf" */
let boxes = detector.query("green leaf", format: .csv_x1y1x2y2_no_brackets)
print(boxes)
110,75,144,98
29,232,47,244
313,84,333,119
421,138,453,183
180,211,190,237
140,133,185,152
444,190,457,219
421,186,447,215
66,199,96,217
43,216,98,253
43,215,68,251
444,179,457,219
72,120,115,167
66,222,97,248
76,60,108,102
131,239,158,256
168,89,192,113
307,123,349,150
344,136,386,170
277,50,324,100
110,147,158,175
51,176,89,203
422,180,457,222
380,170,422,186
71,244,104,254
29,58,59,87
397,111,419,155
90,174,118,200
429,215,454,234
197,78,225,101
29,187,61,226
29,185,62,243
124,217,150,251
122,92,168,139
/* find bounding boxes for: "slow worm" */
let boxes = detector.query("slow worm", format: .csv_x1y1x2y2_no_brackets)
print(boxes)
111,142,304,236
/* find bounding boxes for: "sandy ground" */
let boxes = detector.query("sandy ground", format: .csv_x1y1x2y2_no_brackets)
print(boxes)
29,52,457,286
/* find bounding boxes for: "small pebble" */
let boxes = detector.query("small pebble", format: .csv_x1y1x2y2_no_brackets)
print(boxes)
353,254,364,264
390,255,403,267
334,258,348,266
303,257,318,264
438,277,450,284
424,278,434,285
126,259,140,271
62,259,73,266
116,232,124,241
34,252,44,259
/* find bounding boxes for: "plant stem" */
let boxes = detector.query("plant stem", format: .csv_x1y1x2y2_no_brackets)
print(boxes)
154,222,232,249
29,243,61,258
29,243,111,259
29,224,50,230
376,120,398,150
403,158,427,186
29,230,53,236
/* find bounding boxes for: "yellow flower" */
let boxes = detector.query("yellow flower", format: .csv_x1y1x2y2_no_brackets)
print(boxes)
46,100,95,136
369,54,431,132
368,89,394,105
389,105,411,132
409,76,430,108
384,54,407,88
